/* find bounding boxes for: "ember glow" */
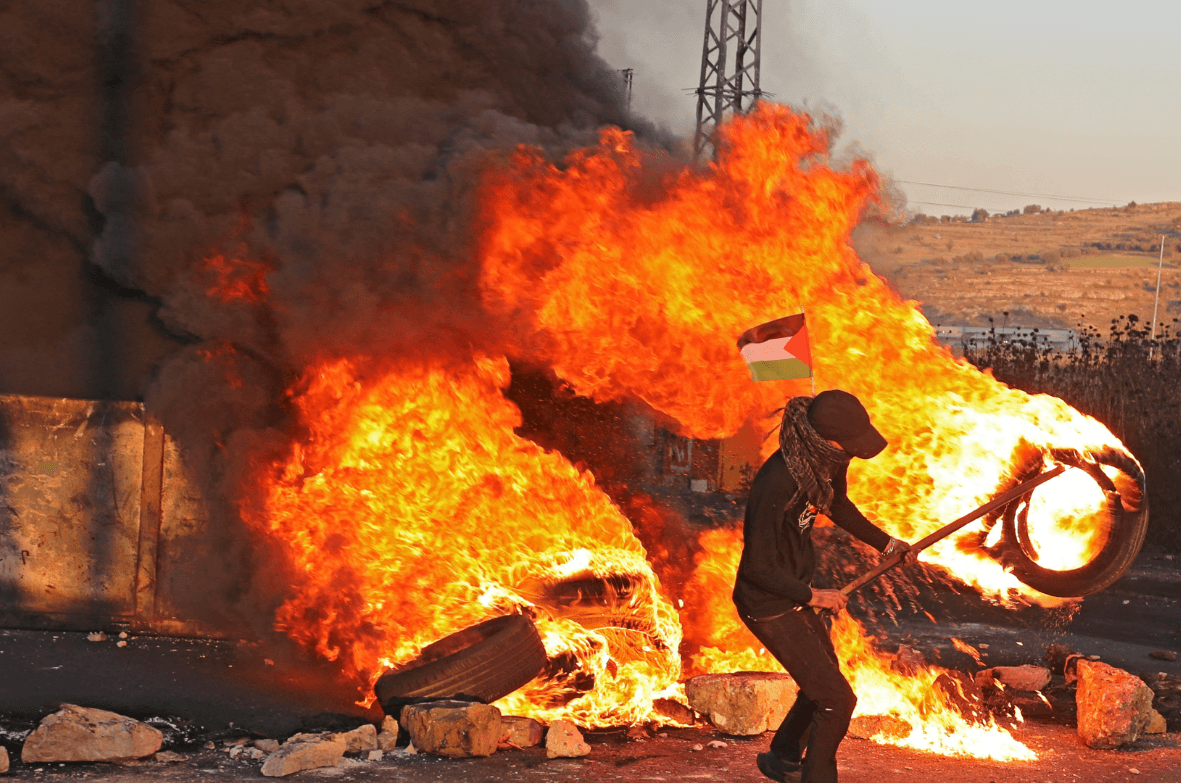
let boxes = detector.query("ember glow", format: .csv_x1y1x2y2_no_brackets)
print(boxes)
241,103,1138,758
200,252,270,304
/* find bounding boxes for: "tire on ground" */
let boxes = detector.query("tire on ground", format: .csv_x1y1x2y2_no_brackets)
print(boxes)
1000,448,1149,598
373,613,547,716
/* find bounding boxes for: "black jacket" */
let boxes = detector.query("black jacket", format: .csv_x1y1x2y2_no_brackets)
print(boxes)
733,451,891,619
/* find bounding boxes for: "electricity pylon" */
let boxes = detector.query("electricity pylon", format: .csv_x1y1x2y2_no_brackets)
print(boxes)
618,68,634,113
693,0,764,161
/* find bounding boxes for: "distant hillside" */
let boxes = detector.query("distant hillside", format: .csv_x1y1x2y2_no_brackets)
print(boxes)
854,201,1181,334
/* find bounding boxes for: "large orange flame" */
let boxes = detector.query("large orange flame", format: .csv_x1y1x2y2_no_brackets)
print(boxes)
476,103,1130,604
241,103,1137,759
247,356,681,727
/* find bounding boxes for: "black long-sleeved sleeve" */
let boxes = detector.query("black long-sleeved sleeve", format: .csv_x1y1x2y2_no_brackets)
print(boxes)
828,466,892,552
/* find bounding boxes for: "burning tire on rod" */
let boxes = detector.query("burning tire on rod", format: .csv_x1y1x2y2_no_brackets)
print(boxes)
979,448,1149,598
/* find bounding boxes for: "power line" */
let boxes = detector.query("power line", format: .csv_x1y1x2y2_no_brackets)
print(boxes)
896,180,1121,205
909,200,979,210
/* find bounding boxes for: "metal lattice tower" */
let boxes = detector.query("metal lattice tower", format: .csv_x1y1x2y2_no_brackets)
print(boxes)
618,68,634,113
693,0,764,161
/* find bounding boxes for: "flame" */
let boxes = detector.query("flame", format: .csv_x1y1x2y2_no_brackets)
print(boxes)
200,252,270,303
832,613,1035,761
951,637,986,668
476,103,1133,605
238,103,1141,759
244,355,680,727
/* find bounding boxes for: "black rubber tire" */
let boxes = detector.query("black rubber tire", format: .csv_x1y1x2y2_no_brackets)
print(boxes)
999,448,1149,598
373,614,547,716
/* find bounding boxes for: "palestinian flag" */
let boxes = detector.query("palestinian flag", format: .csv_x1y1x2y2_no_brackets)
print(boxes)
737,313,813,382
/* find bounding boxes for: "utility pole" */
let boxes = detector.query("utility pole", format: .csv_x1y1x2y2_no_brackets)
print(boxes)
618,68,634,113
693,0,764,161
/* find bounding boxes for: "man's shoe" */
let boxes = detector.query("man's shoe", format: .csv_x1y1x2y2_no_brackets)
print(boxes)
756,751,801,782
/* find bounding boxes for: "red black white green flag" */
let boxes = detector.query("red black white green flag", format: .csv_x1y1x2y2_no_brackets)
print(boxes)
736,313,813,382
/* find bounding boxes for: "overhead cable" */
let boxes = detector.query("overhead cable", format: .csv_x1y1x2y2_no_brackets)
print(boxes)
896,180,1121,205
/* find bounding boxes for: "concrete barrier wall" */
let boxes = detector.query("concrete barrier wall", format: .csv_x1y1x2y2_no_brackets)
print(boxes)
0,394,216,636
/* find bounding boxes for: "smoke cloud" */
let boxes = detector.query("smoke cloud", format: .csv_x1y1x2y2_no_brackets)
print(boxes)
1,0,665,633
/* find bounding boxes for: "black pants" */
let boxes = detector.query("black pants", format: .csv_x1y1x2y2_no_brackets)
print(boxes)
741,608,857,783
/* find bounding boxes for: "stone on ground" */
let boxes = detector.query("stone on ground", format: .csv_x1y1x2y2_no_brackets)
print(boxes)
653,697,696,726
1076,660,1155,749
21,704,163,763
401,700,502,758
260,732,347,777
336,724,377,754
685,672,798,735
1145,710,1167,735
376,730,398,753
254,739,280,753
1,746,8,773
545,720,590,758
501,716,544,747
1044,643,1080,674
376,715,399,752
979,665,1052,691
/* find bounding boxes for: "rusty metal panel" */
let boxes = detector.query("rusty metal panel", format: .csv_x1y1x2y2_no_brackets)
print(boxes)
0,395,145,624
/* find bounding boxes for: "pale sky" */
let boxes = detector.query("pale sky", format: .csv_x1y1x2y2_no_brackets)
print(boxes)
589,0,1181,216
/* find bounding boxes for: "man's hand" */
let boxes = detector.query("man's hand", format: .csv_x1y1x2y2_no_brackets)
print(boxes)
807,589,849,614
884,537,920,567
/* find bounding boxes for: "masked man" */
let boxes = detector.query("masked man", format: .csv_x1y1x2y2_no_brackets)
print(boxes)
733,390,916,783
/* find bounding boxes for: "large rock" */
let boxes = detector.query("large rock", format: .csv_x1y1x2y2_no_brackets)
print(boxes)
1076,660,1155,749
401,700,502,758
685,672,798,736
545,720,590,758
260,732,347,777
21,704,163,763
336,724,377,754
1,746,8,773
501,716,544,748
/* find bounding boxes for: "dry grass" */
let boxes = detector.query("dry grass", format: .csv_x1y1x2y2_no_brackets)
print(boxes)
855,201,1181,332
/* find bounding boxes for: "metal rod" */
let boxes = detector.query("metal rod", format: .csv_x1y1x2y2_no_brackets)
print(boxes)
839,464,1067,596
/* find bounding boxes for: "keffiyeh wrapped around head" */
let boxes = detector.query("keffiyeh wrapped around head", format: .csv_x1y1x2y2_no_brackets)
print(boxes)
778,396,850,513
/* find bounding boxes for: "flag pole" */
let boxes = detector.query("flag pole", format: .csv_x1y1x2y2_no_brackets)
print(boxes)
801,305,815,396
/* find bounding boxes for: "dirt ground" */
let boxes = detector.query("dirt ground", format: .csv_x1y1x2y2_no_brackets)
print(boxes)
0,722,1177,783
2,548,1179,782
